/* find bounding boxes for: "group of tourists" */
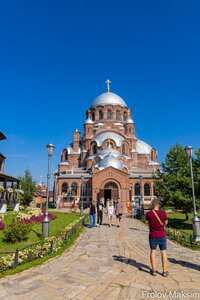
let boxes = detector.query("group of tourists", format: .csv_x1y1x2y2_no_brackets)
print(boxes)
89,198,123,228
89,196,169,277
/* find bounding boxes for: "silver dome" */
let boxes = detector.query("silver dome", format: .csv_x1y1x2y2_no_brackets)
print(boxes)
84,118,94,125
95,132,125,147
97,154,125,170
136,139,152,154
98,148,121,158
92,92,127,107
124,117,134,124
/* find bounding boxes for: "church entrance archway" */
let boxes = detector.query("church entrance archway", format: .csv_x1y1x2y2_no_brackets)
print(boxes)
103,181,118,206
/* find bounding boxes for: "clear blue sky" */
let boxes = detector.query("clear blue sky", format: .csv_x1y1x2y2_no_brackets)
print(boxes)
1,0,200,183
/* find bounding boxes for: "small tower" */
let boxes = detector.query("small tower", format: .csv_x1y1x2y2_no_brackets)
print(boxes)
73,129,80,152
124,109,135,136
84,110,94,138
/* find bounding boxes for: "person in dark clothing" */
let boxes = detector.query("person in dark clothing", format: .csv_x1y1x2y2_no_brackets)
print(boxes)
145,198,168,277
115,198,123,227
89,202,96,228
97,198,104,227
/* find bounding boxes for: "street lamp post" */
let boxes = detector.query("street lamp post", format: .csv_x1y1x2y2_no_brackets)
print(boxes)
185,146,200,242
42,143,55,238
139,175,143,206
80,175,84,215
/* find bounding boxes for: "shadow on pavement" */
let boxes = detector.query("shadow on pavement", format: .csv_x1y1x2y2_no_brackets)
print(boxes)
129,227,148,232
113,255,151,274
168,258,200,272
129,227,140,231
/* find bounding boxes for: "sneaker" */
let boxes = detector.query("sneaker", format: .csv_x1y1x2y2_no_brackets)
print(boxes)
99,225,102,227
97,224,99,227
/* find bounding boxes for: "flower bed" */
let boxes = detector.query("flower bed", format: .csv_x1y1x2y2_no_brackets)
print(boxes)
0,215,86,271
166,227,200,250
17,208,57,224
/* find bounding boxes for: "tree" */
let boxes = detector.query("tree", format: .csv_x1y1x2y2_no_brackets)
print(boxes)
18,169,36,206
154,144,200,220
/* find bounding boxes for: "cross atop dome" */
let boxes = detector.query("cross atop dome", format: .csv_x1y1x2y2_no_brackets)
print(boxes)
105,79,111,92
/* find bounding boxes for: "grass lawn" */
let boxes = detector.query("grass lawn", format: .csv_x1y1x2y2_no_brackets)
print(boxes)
167,212,200,234
0,211,82,253
0,222,86,278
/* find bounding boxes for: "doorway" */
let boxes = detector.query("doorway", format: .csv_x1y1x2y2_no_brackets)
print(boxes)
104,189,111,207
104,181,118,207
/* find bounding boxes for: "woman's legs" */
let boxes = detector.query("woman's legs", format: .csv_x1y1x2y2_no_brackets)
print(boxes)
108,215,113,226
116,216,120,226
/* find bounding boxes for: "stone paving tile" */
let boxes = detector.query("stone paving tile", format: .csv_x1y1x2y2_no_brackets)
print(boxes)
0,215,200,300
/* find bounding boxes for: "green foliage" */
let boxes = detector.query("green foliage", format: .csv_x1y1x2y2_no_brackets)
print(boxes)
154,144,200,216
18,169,36,206
3,220,33,243
0,212,82,252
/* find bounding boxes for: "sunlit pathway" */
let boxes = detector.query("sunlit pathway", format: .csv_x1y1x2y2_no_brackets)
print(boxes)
0,215,200,300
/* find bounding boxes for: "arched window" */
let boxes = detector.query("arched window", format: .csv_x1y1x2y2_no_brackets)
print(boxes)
92,111,95,121
71,182,78,196
92,143,97,155
107,109,112,120
129,127,132,134
81,183,87,196
122,144,126,155
135,183,141,196
123,111,127,121
62,183,68,193
99,110,103,120
144,183,150,196
116,110,120,120
65,150,68,161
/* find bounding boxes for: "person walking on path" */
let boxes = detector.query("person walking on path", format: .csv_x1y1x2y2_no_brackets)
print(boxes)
89,202,96,228
126,200,131,214
145,197,168,277
115,198,123,227
97,198,104,227
107,200,115,227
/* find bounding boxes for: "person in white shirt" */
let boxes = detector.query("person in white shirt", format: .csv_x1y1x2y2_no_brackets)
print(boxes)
107,200,114,227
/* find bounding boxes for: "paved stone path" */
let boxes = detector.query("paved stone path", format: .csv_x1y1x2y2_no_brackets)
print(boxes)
0,215,200,300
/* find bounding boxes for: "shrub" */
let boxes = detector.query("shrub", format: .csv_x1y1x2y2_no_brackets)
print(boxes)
3,220,33,243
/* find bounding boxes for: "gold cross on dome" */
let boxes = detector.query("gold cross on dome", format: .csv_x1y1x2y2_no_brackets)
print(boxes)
105,79,111,92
